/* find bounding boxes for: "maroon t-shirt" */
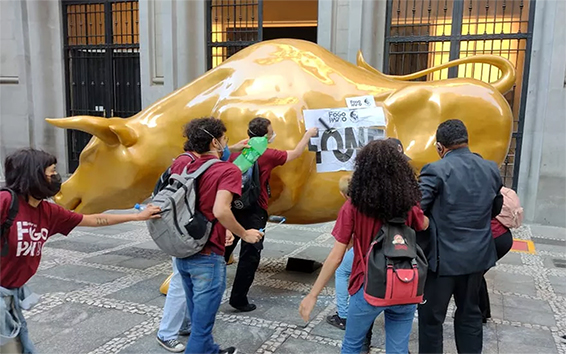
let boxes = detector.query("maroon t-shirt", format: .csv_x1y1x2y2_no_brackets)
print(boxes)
0,192,83,288
491,218,509,238
170,154,242,256
332,200,425,295
230,148,287,210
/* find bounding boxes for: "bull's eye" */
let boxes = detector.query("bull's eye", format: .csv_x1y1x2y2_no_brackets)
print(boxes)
79,143,97,164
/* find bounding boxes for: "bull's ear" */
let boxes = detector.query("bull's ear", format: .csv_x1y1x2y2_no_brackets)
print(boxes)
46,116,119,145
109,124,138,147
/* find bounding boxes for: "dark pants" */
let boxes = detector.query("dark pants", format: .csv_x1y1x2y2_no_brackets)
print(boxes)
479,230,513,320
418,271,484,354
224,205,268,307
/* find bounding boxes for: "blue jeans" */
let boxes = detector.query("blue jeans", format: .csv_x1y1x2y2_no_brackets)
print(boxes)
335,248,354,318
341,289,416,354
158,257,192,341
176,253,226,354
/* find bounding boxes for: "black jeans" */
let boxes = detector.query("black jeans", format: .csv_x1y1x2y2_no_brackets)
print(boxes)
479,230,513,320
224,205,268,307
418,271,484,354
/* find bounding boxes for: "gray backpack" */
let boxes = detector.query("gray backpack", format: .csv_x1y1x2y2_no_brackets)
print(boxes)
146,159,220,258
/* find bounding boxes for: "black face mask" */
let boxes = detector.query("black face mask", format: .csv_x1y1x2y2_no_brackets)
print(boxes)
47,173,62,196
30,173,62,200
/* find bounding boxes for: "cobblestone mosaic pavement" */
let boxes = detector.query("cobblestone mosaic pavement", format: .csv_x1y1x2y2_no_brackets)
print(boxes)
24,215,566,354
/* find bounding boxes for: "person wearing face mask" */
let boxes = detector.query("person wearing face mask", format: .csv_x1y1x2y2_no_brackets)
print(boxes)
172,117,264,354
0,148,161,354
417,119,503,354
224,117,318,313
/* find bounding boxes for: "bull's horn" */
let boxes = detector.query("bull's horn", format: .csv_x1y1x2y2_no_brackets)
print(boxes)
109,124,138,147
46,116,119,145
356,51,387,77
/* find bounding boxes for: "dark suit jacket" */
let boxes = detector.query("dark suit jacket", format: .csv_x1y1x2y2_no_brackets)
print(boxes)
418,147,502,276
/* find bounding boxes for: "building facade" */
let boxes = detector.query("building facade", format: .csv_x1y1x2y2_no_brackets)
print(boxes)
1,0,564,227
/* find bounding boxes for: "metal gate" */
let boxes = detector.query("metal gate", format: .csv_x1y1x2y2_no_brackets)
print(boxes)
62,0,141,172
384,0,535,189
206,0,263,70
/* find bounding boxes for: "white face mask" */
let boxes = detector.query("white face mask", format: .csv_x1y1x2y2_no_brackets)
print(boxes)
268,133,277,144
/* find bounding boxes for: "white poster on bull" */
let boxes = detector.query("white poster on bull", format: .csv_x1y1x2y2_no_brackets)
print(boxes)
308,127,386,151
316,150,358,173
303,106,386,130
307,127,386,173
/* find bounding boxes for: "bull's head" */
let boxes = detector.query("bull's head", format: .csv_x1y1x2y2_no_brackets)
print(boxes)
46,116,179,214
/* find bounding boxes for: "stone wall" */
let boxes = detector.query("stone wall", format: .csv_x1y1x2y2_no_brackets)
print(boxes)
139,0,207,109
318,0,386,70
0,0,67,175
518,0,566,227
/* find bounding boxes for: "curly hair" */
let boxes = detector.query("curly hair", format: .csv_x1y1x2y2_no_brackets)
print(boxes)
248,117,271,138
183,117,227,154
349,140,421,221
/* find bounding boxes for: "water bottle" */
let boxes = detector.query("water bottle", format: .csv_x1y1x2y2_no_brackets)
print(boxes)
134,203,145,211
233,136,269,173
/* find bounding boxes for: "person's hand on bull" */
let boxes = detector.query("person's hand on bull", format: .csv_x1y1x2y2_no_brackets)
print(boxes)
305,127,318,137
241,229,264,244
225,230,235,246
229,138,250,152
136,204,161,220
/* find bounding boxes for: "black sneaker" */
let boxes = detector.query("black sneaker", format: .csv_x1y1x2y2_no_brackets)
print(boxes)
156,336,185,353
178,328,191,336
326,313,346,330
230,303,257,312
219,347,238,354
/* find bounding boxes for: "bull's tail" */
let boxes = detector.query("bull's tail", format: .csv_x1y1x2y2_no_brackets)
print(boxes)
357,51,516,94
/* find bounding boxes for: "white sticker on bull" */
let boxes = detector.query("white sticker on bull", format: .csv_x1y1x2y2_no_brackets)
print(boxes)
303,107,386,131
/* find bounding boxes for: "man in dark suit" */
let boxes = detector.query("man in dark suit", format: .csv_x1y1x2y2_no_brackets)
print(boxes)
417,119,503,354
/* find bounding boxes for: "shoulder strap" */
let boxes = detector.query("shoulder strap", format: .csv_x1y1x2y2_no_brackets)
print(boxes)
1,188,19,257
170,159,221,184
180,152,197,162
187,159,221,179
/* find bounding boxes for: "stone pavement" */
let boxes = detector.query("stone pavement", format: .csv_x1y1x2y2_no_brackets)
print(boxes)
24,213,566,354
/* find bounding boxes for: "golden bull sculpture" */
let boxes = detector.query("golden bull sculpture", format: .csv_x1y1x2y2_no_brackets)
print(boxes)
47,39,515,224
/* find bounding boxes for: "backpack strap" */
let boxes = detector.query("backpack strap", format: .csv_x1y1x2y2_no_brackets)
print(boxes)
170,159,221,184
1,188,19,257
187,159,221,179
180,152,197,162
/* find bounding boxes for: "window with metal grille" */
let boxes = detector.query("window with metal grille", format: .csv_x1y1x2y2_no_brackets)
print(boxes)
62,0,141,172
384,0,535,189
206,0,263,70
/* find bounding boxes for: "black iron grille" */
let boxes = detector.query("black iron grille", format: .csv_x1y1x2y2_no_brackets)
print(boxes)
384,0,536,189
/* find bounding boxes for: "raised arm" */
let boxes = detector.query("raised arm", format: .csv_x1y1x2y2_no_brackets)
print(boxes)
286,128,318,163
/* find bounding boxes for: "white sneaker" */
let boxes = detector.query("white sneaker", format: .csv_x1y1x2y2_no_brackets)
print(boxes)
156,336,185,353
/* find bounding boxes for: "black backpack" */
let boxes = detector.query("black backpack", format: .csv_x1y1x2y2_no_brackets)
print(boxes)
232,162,261,211
363,217,428,306
152,152,196,197
1,188,19,257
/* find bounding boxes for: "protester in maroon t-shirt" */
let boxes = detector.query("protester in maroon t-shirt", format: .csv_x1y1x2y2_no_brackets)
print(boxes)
299,140,428,354
0,149,160,353
174,117,263,354
224,117,318,312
